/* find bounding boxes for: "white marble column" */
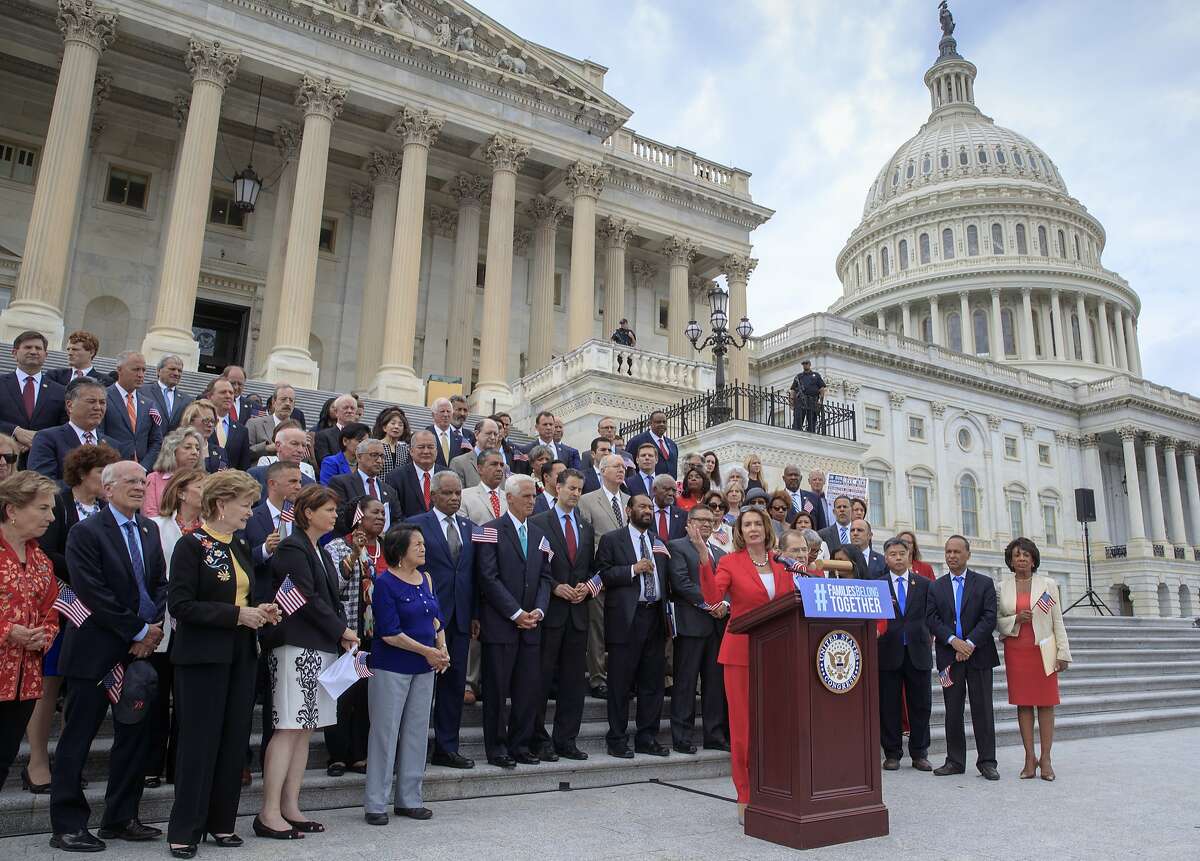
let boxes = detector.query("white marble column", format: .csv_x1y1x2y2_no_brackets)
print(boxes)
987,415,1008,541
565,162,606,350
1079,435,1109,542
1050,289,1066,359
369,107,443,400
141,40,240,369
629,260,656,338
959,292,970,350
470,134,529,412
930,401,953,538
889,392,910,529
1143,434,1167,545
1075,292,1094,363
1095,300,1112,366
525,195,566,371
989,288,1004,359
722,253,757,383
0,0,117,346
1162,439,1187,549
875,310,886,331
1125,314,1142,376
663,236,696,357
900,301,913,339
928,295,942,346
353,149,403,389
443,173,488,390
1181,443,1200,549
600,217,634,338
1020,287,1036,359
1113,307,1130,371
262,75,347,388
252,124,301,375
1119,427,1146,543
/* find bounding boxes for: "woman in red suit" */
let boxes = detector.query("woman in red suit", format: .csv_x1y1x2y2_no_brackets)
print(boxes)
699,507,793,823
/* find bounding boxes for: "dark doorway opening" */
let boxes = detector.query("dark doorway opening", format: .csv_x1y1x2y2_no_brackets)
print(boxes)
192,299,249,375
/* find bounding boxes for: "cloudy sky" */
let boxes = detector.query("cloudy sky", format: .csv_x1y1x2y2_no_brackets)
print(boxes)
480,0,1199,393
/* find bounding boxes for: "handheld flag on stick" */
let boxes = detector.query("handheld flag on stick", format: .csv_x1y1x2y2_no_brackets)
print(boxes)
354,651,374,679
1035,590,1056,614
52,580,92,628
938,666,954,689
100,663,125,704
274,575,308,616
538,535,554,562
471,526,498,543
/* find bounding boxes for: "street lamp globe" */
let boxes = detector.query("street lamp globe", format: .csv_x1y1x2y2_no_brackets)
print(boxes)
709,286,729,331
685,319,702,345
735,316,753,341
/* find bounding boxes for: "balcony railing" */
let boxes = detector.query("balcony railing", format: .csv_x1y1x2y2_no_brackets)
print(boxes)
603,128,751,198
1104,545,1128,559
515,341,715,403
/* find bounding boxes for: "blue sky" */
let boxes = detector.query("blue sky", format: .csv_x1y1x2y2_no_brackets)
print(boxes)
479,0,1198,393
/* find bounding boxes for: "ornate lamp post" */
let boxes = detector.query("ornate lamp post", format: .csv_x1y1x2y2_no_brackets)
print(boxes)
686,285,752,425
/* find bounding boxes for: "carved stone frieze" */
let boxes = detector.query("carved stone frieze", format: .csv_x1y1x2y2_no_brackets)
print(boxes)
349,183,374,216
274,123,302,161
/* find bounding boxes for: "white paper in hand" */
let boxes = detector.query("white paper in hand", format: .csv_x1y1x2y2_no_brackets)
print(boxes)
318,646,361,700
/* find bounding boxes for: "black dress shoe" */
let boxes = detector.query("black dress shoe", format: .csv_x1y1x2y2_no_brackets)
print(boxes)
607,745,634,759
205,832,244,847
979,764,1001,781
882,757,901,771
144,776,162,789
98,819,161,841
672,742,697,755
536,747,559,762
513,751,541,765
556,746,588,760
170,845,198,859
635,741,670,757
21,766,50,794
589,684,608,699
364,812,389,826
933,763,966,776
911,757,933,772
394,807,433,820
326,762,346,777
704,741,731,752
430,750,475,769
49,830,106,852
488,755,516,769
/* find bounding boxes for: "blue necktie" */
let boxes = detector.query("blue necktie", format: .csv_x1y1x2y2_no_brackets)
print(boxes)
644,474,652,495
895,575,907,646
517,523,528,558
953,575,965,639
839,525,849,545
122,520,156,621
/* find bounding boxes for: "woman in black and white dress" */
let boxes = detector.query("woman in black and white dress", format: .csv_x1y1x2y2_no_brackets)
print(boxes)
256,484,359,839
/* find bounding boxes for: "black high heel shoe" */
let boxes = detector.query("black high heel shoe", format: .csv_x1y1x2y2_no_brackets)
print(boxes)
205,832,244,847
252,816,302,840
283,817,325,833
21,767,50,794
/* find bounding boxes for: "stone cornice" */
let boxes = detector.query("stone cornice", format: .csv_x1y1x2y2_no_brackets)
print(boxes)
604,161,772,231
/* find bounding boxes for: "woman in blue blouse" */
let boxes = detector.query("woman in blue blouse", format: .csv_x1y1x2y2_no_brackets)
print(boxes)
318,423,370,484
363,525,449,825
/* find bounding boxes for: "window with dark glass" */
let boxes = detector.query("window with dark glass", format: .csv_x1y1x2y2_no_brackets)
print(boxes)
1015,223,1028,254
1013,149,1024,166
942,227,955,259
319,217,337,253
0,140,38,183
977,146,988,164
940,150,950,169
959,146,969,166
967,224,979,256
995,146,1006,164
898,239,909,270
1057,229,1067,258
880,246,890,277
208,187,245,228
1001,307,1017,356
866,255,874,281
947,312,963,352
991,222,1004,254
972,308,989,354
106,167,149,209
922,154,932,175
1037,225,1049,257
919,232,930,264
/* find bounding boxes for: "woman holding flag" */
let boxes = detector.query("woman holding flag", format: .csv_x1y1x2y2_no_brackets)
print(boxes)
996,537,1071,781
257,484,358,840
165,470,279,857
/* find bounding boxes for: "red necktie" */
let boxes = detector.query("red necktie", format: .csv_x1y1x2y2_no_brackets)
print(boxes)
422,472,431,509
490,490,501,518
21,376,35,419
229,400,238,423
367,478,378,500
563,513,577,565
657,439,669,461
73,369,83,378
657,509,669,537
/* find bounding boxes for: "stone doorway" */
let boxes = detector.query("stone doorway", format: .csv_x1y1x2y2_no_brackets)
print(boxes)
192,298,250,375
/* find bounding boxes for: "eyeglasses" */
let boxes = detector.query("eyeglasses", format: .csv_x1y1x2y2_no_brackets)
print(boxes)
0,452,18,464
708,502,727,512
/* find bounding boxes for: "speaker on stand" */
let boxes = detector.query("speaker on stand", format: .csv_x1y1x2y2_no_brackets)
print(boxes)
1065,488,1112,615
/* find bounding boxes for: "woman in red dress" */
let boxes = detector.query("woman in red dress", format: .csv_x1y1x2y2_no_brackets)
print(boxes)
896,531,935,581
675,467,709,513
997,537,1071,780
699,507,793,823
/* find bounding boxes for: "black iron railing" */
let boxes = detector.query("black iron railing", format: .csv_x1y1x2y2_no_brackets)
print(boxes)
619,384,857,442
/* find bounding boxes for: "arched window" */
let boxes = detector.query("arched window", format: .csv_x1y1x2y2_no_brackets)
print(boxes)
922,154,932,175
854,262,861,287
1016,223,1028,254
995,146,1006,164
866,254,874,281
1057,229,1067,259
919,232,931,264
1037,225,1049,257
942,228,955,259
967,224,979,256
940,150,950,169
892,167,900,187
921,316,932,343
959,474,980,536
977,146,988,164
1071,313,1083,359
880,246,890,277
1073,235,1081,260
973,308,989,354
1013,148,1024,166
1001,307,1017,356
1031,309,1043,356
898,239,909,270
958,146,969,166
947,312,963,352
991,223,1004,254
906,160,915,179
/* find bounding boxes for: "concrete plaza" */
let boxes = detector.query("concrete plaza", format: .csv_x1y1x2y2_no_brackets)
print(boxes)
2,728,1195,860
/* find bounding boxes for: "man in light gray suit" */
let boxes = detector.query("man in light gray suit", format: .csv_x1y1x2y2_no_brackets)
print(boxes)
574,453,632,699
139,354,192,431
246,383,298,460
460,449,508,524
450,418,500,489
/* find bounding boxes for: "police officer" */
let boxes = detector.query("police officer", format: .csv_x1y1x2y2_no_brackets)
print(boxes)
611,319,637,348
789,359,826,433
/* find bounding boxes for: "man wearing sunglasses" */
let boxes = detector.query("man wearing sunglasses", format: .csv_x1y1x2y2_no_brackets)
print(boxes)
0,330,68,462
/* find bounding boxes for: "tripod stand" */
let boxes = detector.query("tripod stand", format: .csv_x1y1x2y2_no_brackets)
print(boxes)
1065,520,1112,615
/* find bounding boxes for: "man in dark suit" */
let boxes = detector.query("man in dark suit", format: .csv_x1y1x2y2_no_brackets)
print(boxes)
927,535,1000,780
220,365,259,425
667,507,729,753
408,472,477,769
327,438,400,530
649,474,687,541
208,377,251,470
533,460,564,515
139,354,192,431
877,536,933,772
528,468,594,762
247,425,316,498
427,397,465,470
624,410,678,478
313,394,358,466
596,493,671,758
803,469,833,532
100,351,163,471
0,330,67,459
780,464,812,520
51,460,167,851
624,442,660,499
492,412,519,473
582,437,612,494
449,393,475,448
817,495,854,552
28,377,110,480
475,474,552,768
551,418,581,470
850,518,888,578
384,430,444,518
45,329,112,386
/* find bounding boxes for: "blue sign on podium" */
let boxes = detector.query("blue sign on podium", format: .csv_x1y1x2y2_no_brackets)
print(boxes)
794,578,895,619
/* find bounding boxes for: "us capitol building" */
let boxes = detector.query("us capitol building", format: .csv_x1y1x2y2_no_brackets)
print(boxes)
0,0,1196,616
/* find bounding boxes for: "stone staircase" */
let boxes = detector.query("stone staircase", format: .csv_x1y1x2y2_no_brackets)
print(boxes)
1,616,1196,837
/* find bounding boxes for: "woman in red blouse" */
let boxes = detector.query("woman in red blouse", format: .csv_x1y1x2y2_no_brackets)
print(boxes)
0,471,59,790
897,531,936,580
699,507,793,823
675,467,710,512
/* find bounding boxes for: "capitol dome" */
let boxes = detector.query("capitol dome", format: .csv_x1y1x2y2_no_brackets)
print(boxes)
831,9,1143,382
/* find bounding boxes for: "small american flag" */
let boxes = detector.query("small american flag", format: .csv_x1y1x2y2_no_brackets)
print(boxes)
147,406,162,426
354,651,374,679
938,666,954,689
1035,590,1056,614
803,498,814,513
52,579,92,628
352,503,364,528
538,535,554,562
460,438,474,451
274,575,308,616
471,526,498,543
651,539,671,558
279,500,295,523
583,574,603,598
775,554,805,574
513,451,529,462
100,663,125,704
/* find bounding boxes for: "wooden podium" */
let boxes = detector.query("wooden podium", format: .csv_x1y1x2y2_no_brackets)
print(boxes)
730,590,889,849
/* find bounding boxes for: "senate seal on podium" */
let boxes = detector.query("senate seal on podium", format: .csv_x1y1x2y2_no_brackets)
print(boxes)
816,630,862,694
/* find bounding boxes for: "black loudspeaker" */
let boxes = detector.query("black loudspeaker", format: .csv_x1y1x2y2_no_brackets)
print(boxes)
1075,488,1096,523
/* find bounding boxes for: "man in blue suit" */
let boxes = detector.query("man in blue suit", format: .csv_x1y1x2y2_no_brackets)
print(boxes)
551,418,581,470
28,377,111,481
475,474,552,769
427,397,465,470
247,425,316,499
624,411,678,478
850,519,888,579
408,472,477,769
139,355,192,431
100,352,162,471
533,460,565,515
0,330,68,463
623,442,660,499
582,437,612,494
649,474,688,541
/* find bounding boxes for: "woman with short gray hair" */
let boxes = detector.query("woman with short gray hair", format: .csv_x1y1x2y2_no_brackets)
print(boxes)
144,428,205,517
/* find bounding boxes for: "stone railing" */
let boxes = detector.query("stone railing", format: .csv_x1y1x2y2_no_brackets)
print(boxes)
604,128,750,199
1076,375,1200,413
516,340,715,402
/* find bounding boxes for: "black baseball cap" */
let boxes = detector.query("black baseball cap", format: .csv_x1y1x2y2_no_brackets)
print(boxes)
112,660,159,725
